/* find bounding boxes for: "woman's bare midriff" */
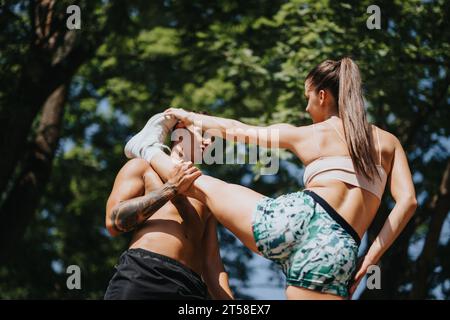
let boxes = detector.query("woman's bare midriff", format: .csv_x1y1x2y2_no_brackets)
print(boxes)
303,179,381,239
128,198,208,275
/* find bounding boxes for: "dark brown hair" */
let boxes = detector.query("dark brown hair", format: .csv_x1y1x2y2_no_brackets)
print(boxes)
305,57,381,182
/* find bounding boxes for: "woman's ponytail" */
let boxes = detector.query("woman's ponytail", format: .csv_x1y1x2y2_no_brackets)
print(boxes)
338,57,381,181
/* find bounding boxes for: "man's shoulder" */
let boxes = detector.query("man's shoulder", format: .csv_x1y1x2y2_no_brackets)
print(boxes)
119,158,155,177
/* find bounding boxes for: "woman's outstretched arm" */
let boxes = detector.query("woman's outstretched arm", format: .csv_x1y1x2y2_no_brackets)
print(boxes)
164,108,308,150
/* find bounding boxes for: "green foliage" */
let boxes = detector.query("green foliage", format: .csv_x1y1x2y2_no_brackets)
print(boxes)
0,0,448,299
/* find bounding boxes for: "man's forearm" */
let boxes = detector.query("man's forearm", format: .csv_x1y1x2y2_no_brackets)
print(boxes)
206,272,234,300
217,272,234,299
110,183,177,233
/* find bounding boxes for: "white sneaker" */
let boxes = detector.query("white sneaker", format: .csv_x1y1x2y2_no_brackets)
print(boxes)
124,112,178,162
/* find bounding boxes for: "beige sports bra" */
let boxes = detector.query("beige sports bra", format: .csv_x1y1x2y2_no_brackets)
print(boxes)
303,120,387,200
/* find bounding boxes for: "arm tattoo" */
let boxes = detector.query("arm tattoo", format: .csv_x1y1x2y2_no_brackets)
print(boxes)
111,183,177,233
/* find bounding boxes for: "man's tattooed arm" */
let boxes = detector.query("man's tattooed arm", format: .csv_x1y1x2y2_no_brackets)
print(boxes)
110,183,177,233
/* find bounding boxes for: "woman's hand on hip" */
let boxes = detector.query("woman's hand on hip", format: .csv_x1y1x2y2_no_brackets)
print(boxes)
349,255,376,298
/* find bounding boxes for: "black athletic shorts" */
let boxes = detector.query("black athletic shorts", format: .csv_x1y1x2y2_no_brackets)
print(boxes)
104,248,209,300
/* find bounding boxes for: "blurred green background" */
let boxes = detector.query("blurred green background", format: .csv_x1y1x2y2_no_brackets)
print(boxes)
0,0,449,299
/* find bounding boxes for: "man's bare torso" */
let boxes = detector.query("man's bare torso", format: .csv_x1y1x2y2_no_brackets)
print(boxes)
129,164,210,275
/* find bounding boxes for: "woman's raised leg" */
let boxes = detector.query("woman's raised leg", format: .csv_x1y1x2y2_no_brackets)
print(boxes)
285,286,344,300
150,151,266,253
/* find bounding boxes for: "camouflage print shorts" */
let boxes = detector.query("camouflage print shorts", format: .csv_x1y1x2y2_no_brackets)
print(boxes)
252,189,361,298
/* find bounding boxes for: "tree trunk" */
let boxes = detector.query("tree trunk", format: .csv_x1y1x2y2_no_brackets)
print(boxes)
0,0,62,196
0,82,68,263
410,160,450,299
0,70,58,198
0,0,105,262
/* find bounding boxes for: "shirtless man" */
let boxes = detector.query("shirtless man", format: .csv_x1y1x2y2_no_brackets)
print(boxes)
104,118,233,300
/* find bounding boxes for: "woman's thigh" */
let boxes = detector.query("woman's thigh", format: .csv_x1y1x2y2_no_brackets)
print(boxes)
285,286,345,300
192,175,266,253
149,151,267,253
